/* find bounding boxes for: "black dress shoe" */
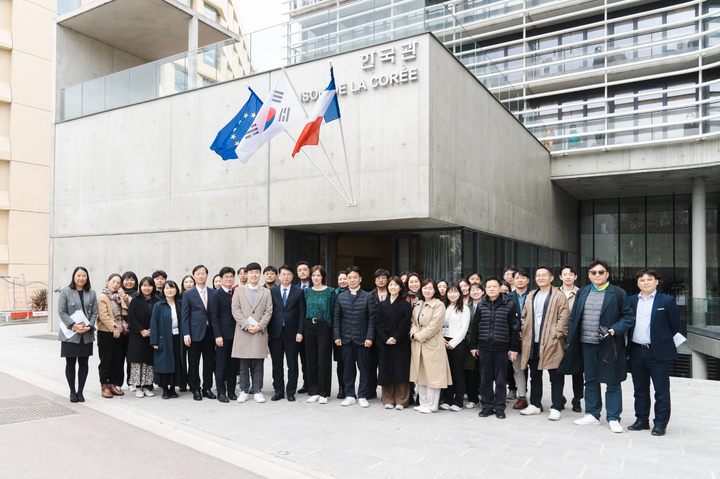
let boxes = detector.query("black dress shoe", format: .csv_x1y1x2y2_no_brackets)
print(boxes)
169,389,178,398
69,392,78,403
218,394,229,403
271,393,285,401
179,387,187,392
287,394,296,402
203,389,217,400
572,398,582,413
193,391,202,401
162,391,170,399
337,390,346,400
627,421,651,431
227,392,237,401
298,385,308,394
77,392,85,402
495,410,507,419
651,426,666,436
478,408,495,418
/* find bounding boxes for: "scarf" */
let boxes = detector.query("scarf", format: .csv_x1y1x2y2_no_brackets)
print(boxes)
103,288,123,321
124,288,138,298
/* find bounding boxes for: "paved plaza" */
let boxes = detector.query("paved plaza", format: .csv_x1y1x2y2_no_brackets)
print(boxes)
1,323,718,479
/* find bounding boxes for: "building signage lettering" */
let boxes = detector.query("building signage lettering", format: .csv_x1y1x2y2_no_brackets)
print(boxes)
301,41,418,102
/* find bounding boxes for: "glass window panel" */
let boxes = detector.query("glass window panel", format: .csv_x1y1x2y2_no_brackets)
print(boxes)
515,242,532,283
594,199,619,275
462,231,476,279
129,63,158,104
619,197,645,291
81,77,105,116
203,4,219,22
707,192,720,297
60,84,82,121
395,235,410,276
675,195,691,303
105,70,130,110
478,234,497,280
58,0,79,14
412,231,462,282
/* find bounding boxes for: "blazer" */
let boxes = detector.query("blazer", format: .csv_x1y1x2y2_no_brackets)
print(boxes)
57,287,98,344
629,292,680,362
209,288,236,341
231,285,273,359
181,287,215,342
268,284,306,339
97,293,127,333
558,284,635,384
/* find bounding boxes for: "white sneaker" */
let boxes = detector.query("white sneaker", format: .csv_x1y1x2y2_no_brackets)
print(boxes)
143,389,155,397
135,389,144,398
129,385,135,392
319,397,328,404
413,406,421,411
307,395,320,403
341,397,356,407
237,392,248,403
609,420,623,433
548,409,562,421
465,402,477,409
521,405,542,416
450,405,462,412
574,414,601,426
384,404,394,409
418,406,433,414
439,403,451,410
395,405,404,410
358,398,369,408
254,392,265,403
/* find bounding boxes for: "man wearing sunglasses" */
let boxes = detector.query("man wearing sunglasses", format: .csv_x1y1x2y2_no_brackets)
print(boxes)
558,260,635,434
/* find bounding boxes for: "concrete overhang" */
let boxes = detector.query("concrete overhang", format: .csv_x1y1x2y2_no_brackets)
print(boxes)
56,0,236,62
688,327,720,361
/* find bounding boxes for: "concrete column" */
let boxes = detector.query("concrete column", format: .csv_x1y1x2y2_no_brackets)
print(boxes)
188,16,199,90
692,350,708,380
691,177,707,329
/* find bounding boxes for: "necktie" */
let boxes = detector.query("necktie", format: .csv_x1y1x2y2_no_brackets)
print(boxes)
227,289,233,301
200,289,207,308
282,288,287,306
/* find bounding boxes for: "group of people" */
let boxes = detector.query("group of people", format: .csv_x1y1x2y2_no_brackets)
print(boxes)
57,258,680,436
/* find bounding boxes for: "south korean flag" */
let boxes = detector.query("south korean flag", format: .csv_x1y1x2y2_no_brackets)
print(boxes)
235,70,307,164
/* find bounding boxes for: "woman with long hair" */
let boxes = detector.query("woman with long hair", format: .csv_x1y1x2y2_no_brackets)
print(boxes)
458,279,472,307
57,267,97,402
151,281,184,399
406,272,423,307
304,265,337,404
127,277,157,397
439,283,471,412
410,279,451,414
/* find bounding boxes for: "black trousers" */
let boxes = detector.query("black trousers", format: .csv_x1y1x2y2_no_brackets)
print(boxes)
188,333,214,392
334,344,344,392
478,349,508,411
269,330,299,395
630,344,672,428
342,341,370,399
97,330,124,385
367,342,379,398
305,319,333,397
119,333,129,387
297,338,307,387
572,373,584,400
465,367,479,403
214,338,237,396
441,341,466,408
528,344,565,411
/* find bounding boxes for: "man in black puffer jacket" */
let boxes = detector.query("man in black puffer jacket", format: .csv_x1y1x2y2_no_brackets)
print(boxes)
470,276,521,419
333,266,376,408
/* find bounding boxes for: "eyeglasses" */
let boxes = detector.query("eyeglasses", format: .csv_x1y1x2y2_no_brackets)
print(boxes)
589,270,607,276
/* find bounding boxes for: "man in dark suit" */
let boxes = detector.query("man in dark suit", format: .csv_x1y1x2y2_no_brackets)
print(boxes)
209,266,238,403
182,264,217,401
268,265,306,402
627,268,680,437
558,259,635,434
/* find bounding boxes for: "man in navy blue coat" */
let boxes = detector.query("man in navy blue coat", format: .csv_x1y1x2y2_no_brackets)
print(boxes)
268,265,306,402
627,268,680,437
182,265,217,401
209,266,238,403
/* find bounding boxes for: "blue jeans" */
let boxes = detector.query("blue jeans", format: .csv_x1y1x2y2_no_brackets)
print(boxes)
582,342,622,422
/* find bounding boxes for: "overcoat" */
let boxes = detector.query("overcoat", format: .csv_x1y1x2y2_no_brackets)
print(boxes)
127,295,156,364
375,296,412,385
520,287,570,370
149,299,184,374
409,298,452,389
231,285,273,359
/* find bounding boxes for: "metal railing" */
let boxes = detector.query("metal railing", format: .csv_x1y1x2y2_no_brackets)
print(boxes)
687,297,720,330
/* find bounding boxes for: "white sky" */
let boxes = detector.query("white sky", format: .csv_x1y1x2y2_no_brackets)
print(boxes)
235,0,288,72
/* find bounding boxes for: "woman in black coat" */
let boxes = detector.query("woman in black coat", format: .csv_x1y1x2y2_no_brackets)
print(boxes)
375,276,413,410
127,277,157,398
151,281,184,399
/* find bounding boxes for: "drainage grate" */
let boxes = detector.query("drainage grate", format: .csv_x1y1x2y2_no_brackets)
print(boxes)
0,395,77,425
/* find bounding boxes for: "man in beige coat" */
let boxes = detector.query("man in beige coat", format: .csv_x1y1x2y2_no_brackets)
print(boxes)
232,262,273,403
519,266,570,420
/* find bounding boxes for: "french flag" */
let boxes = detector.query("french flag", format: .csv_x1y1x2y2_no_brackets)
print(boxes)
292,67,341,157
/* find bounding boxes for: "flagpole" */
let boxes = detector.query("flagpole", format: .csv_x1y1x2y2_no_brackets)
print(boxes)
328,60,356,206
284,131,350,204
282,66,351,205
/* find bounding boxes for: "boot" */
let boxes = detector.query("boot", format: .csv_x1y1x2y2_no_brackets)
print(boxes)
101,384,113,398
109,384,124,396
336,386,346,400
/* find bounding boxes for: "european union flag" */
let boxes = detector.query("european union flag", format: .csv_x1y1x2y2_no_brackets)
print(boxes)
210,87,263,161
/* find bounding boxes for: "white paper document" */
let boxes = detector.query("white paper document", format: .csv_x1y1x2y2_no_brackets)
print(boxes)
246,317,259,326
70,310,89,326
60,322,76,339
674,333,687,347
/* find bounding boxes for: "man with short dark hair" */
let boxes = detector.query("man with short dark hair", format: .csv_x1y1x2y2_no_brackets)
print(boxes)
468,272,482,285
182,265,216,401
334,266,376,407
368,268,390,399
152,270,167,300
560,264,584,413
209,267,238,402
295,261,311,394
559,260,635,434
470,276,520,419
263,266,278,289
236,267,248,287
268,265,305,402
627,269,680,436
508,268,530,409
